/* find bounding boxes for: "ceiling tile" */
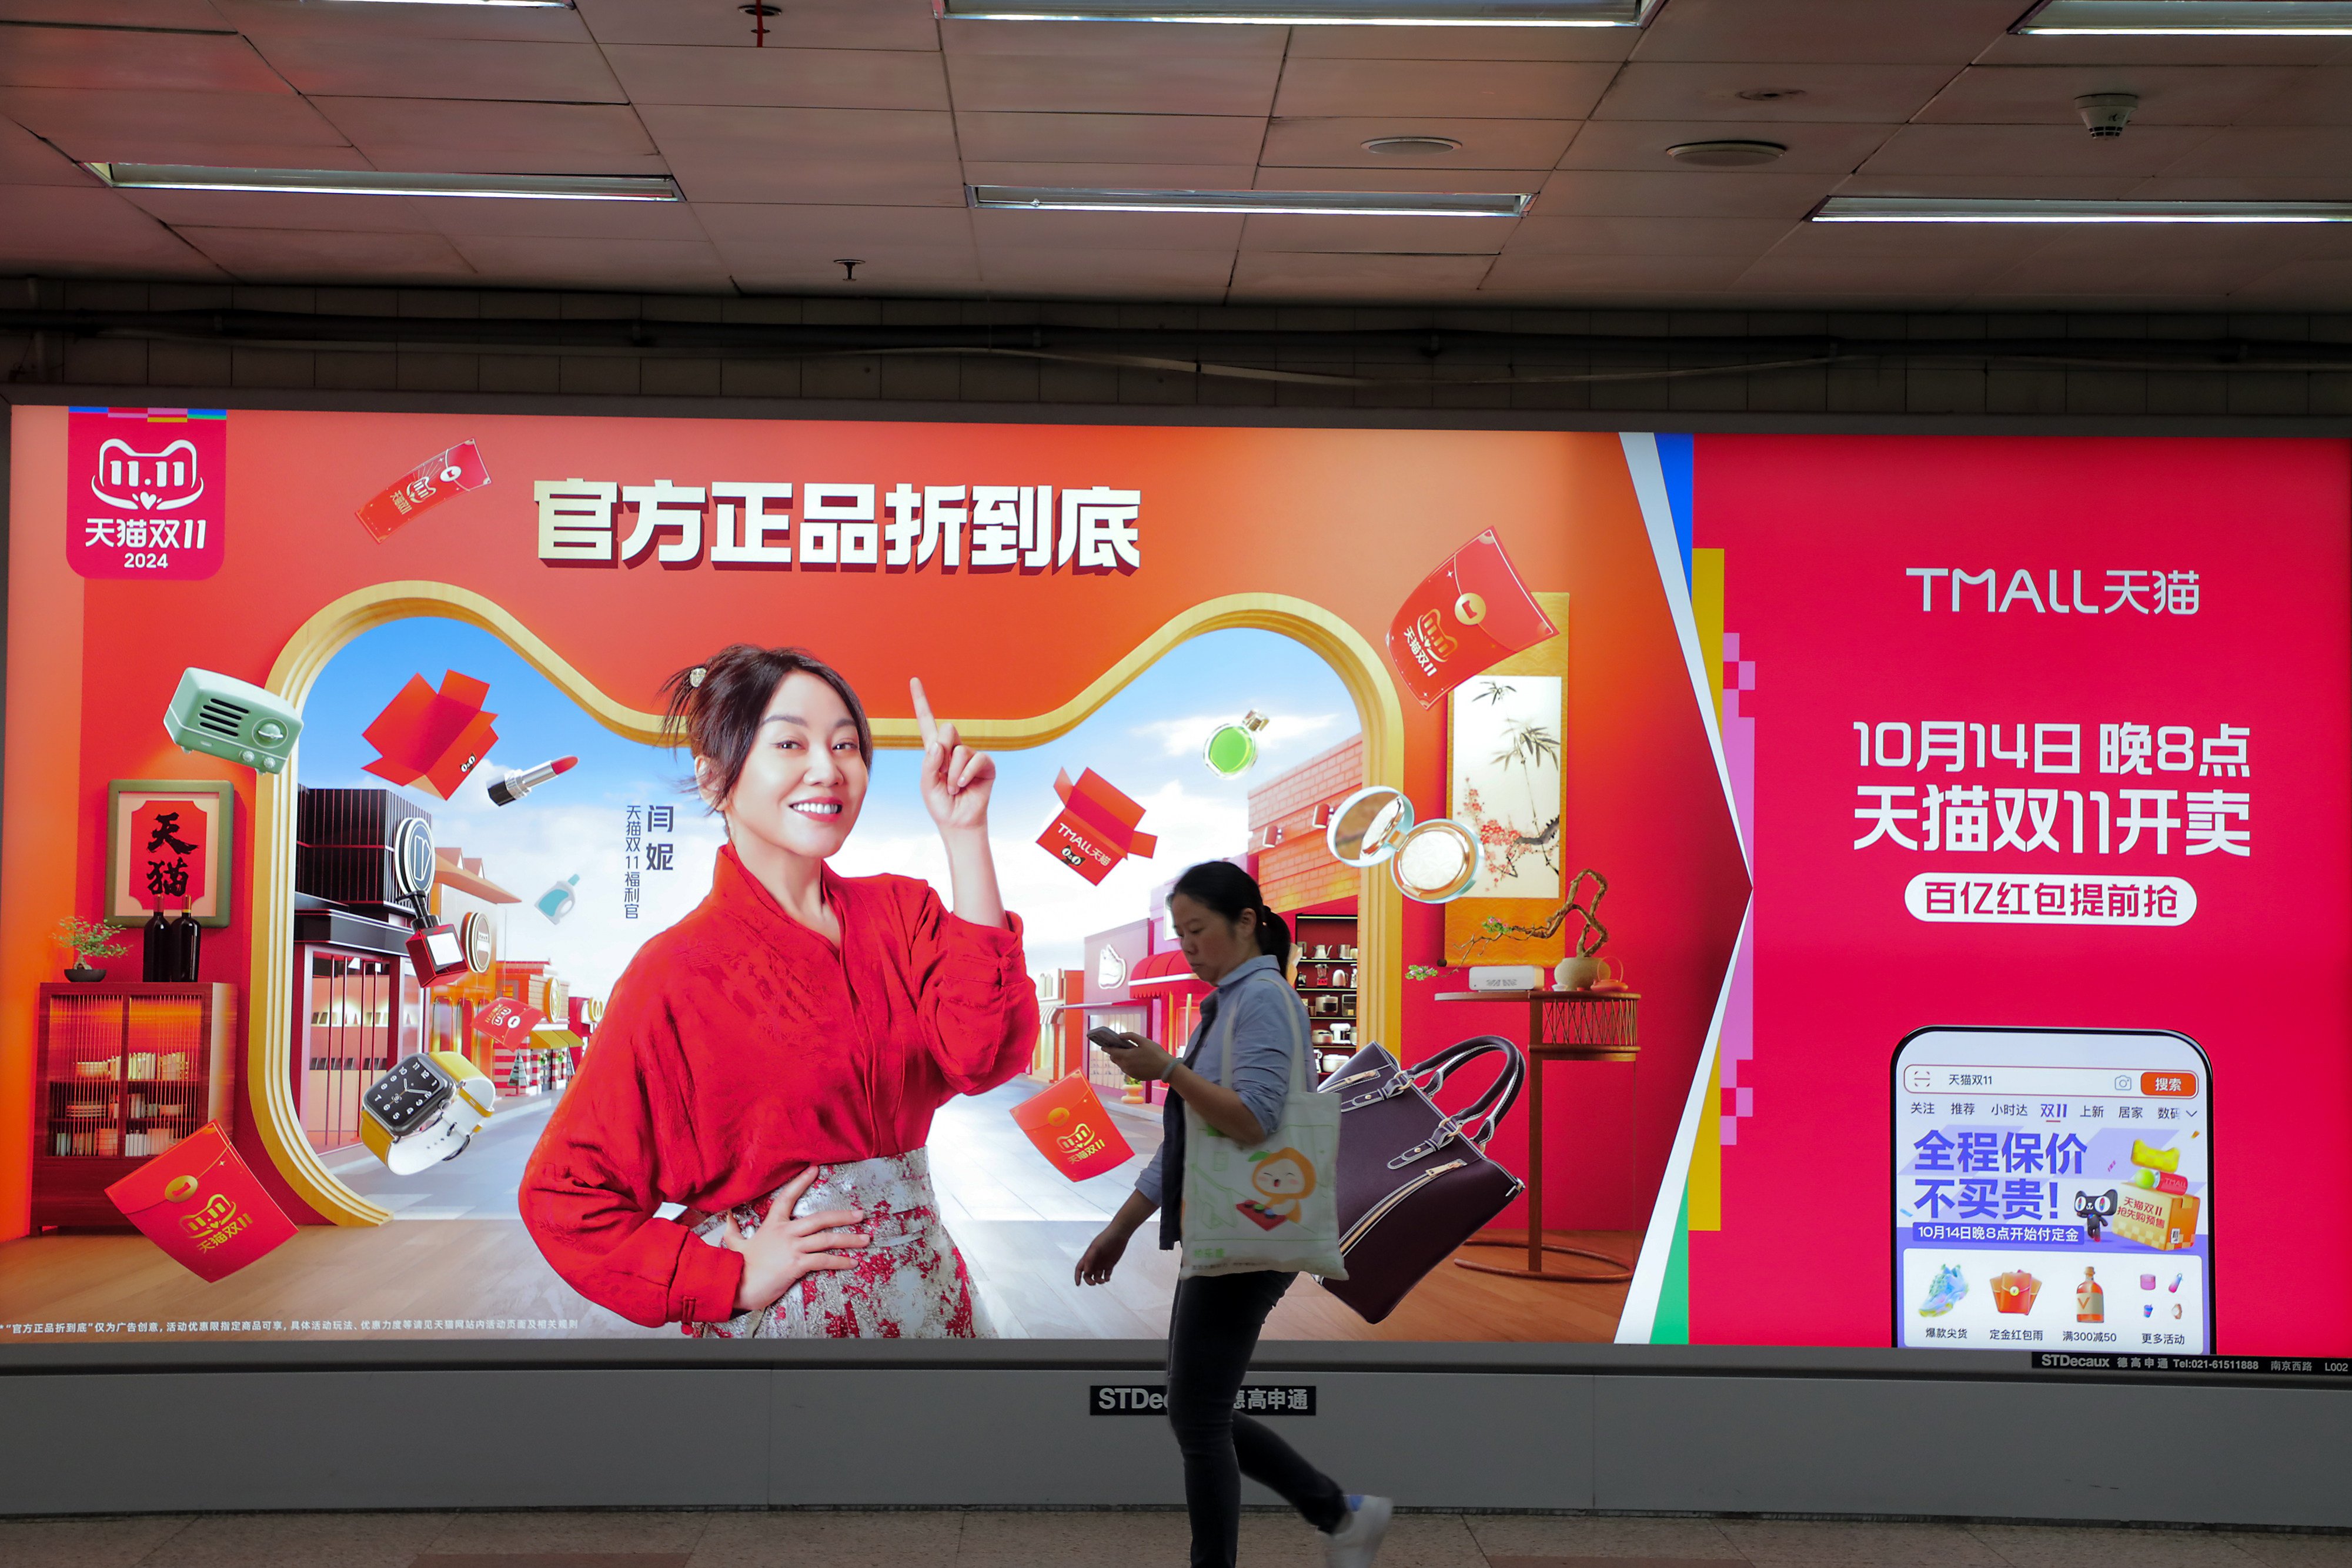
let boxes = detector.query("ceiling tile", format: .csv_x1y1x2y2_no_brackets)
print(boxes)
1593,62,1962,124
417,196,710,240
946,52,1278,116
1259,117,1578,170
978,245,1235,295
1228,249,1494,300
699,202,974,249
605,45,947,110
1917,65,2307,126
1836,172,2149,199
954,111,1265,164
243,36,626,103
639,104,962,204
1857,123,2219,178
1285,26,1635,62
2230,260,2352,306
2127,174,2352,200
971,207,1245,250
0,183,223,274
2240,67,2352,125
1478,250,1752,295
1752,215,2056,262
1976,249,2293,300
1254,166,1548,194
942,17,1282,59
1238,213,1511,254
214,0,592,43
0,25,290,94
1633,0,2026,65
0,112,99,185
961,161,1255,188
313,99,657,162
731,247,984,292
0,86,352,159
1560,120,1898,174
170,224,477,283
0,1,229,25
1273,58,1616,119
1973,32,2352,68
1720,252,2020,301
576,0,940,51
2160,125,2352,179
1532,168,1838,219
113,188,440,232
450,235,733,289
1504,214,1797,256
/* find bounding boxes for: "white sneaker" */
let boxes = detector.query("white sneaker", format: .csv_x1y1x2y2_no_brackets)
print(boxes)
1323,1493,1392,1568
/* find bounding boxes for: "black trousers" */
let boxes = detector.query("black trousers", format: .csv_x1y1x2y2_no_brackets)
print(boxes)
1166,1269,1348,1568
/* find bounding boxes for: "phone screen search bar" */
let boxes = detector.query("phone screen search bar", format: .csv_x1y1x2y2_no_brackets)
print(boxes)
1902,1064,2198,1098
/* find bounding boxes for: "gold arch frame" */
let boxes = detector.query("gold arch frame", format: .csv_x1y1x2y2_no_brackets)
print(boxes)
255,581,1407,1225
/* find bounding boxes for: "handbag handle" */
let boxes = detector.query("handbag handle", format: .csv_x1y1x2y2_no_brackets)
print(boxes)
1404,1035,1526,1148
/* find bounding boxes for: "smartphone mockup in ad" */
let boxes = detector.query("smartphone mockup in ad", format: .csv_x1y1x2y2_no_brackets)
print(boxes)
1894,1028,2213,1354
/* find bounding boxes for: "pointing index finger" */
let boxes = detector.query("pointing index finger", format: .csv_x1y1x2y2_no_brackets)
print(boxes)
910,677,939,750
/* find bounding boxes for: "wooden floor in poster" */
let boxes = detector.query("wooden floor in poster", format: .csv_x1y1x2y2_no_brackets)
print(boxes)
0,1083,1631,1345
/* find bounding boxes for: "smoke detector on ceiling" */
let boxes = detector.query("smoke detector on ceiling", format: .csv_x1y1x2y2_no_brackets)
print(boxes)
2077,92,2139,137
1666,140,1788,168
1363,136,1465,155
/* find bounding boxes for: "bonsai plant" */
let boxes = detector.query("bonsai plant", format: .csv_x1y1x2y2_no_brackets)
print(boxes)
56,916,128,982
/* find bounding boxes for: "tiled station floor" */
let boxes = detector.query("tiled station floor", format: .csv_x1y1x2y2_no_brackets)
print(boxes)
1,1510,2346,1568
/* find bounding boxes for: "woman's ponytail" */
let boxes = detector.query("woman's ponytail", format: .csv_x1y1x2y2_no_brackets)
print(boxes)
1253,902,1292,971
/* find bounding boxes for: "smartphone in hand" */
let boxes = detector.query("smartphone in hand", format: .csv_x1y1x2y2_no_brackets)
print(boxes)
1087,1025,1127,1051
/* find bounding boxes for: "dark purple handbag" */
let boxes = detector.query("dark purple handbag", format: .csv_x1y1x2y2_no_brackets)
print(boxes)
1312,1037,1526,1324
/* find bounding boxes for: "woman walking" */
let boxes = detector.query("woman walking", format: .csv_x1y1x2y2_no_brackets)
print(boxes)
1077,860,1390,1568
521,644,1035,1338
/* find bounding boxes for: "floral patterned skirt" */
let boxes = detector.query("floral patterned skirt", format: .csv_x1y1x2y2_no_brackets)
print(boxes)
689,1148,994,1340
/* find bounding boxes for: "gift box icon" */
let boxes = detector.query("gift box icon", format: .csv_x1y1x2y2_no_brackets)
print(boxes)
1037,768,1157,886
106,1122,299,1283
1991,1269,2043,1315
1010,1073,1134,1181
362,670,499,801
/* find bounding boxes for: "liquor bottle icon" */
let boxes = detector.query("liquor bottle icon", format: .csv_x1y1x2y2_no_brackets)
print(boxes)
536,875,580,924
2076,1266,2104,1323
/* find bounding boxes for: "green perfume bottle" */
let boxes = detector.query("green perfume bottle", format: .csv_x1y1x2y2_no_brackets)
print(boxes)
1202,710,1270,778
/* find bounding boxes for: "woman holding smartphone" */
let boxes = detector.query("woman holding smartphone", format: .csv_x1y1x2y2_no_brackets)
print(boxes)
1077,860,1389,1568
521,644,1035,1338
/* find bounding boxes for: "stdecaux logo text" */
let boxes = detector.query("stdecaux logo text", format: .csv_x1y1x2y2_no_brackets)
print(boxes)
1907,569,2198,616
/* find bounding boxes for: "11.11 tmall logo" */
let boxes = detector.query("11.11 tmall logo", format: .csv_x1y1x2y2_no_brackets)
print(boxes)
66,407,227,581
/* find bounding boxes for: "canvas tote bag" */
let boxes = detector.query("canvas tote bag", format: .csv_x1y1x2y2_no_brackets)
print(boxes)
1178,971,1348,1280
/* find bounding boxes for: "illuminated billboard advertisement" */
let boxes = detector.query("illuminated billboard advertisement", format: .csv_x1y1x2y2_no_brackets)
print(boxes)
1,412,2342,1358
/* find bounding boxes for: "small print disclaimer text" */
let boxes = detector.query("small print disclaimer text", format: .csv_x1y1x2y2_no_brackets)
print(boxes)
1092,1385,1317,1415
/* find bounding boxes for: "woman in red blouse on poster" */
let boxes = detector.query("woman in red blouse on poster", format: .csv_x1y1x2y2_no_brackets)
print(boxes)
520,645,1037,1338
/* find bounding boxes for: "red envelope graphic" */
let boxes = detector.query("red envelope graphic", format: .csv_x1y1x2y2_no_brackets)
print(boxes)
1011,1073,1134,1181
473,998,545,1051
129,795,210,912
362,671,499,800
106,1122,299,1283
1038,768,1157,885
1385,529,1558,707
356,439,491,542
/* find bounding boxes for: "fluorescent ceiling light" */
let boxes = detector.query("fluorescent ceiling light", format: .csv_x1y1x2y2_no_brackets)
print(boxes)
1814,195,2352,222
2014,1,2352,34
320,1,573,8
89,164,681,202
938,0,1658,24
969,185,1531,216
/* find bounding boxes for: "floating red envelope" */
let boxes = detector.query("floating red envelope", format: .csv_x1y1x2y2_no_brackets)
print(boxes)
1385,529,1558,708
474,998,545,1051
1038,768,1157,885
355,439,490,542
361,670,499,800
106,1122,299,1283
1011,1074,1134,1181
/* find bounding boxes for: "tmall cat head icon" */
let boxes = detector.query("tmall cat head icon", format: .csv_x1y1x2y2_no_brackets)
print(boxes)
92,436,204,512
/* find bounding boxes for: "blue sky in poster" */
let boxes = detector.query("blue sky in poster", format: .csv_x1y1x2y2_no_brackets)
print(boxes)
298,618,1361,1001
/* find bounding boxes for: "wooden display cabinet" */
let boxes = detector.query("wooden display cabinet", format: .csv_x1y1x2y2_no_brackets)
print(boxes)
1292,910,1359,1075
31,982,235,1229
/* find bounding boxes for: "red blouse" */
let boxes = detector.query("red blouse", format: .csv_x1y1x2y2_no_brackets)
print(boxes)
519,845,1038,1328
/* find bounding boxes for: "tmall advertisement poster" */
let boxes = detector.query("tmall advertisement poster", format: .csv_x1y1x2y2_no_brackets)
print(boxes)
0,410,2343,1361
